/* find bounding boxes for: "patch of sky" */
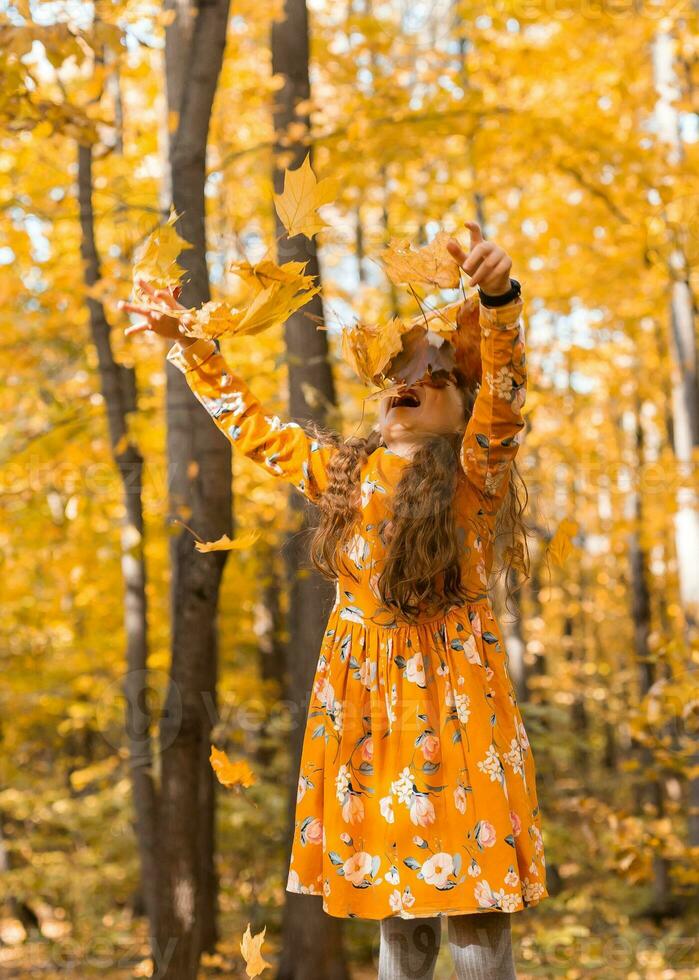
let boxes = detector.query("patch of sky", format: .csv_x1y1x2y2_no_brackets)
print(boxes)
680,113,698,143
22,267,47,294
23,213,52,263
528,303,605,396
1,1,26,25
30,1,93,29
124,18,161,52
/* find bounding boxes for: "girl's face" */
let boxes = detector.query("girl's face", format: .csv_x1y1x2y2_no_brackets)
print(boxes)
377,376,466,451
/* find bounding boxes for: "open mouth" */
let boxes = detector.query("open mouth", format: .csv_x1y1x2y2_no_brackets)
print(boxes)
388,387,422,410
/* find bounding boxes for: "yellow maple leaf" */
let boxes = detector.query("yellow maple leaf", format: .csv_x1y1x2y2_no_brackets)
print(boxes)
379,230,462,288
230,258,314,292
227,279,321,337
240,922,272,978
210,746,257,789
169,274,320,342
132,206,193,294
548,519,579,567
341,316,411,386
274,152,337,239
194,530,261,553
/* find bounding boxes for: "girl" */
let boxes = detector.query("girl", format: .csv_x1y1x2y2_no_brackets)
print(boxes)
121,221,548,979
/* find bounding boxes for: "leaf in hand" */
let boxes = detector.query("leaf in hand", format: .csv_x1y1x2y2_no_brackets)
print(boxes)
132,206,193,294
240,923,272,978
176,279,321,341
379,230,462,289
229,279,322,336
274,152,337,239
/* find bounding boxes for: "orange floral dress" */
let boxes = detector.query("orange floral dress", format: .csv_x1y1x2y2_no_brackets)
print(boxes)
167,292,549,921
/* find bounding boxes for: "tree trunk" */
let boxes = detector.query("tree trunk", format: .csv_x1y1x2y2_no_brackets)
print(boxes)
77,139,160,940
270,2,350,977
494,566,529,705
627,403,672,913
254,544,286,768
156,2,232,975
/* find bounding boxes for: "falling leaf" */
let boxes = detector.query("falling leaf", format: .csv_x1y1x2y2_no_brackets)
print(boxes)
387,323,456,386
69,756,120,792
210,746,257,789
168,278,321,342
548,519,579,567
194,530,261,552
273,152,337,239
132,206,193,294
379,230,462,289
173,519,260,551
341,315,412,386
228,279,321,337
240,922,272,978
230,257,314,292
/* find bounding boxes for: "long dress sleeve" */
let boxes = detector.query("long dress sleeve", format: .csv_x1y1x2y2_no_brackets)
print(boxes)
458,293,527,524
167,337,334,503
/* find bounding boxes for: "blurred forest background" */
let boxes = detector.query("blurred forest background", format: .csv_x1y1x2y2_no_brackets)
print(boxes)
1,0,698,977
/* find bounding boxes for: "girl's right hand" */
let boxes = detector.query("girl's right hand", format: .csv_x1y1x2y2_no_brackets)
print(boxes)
119,278,196,345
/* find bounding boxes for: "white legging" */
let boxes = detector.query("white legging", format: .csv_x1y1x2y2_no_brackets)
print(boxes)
378,911,517,979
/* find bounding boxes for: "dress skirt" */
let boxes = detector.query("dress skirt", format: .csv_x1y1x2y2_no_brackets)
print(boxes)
285,596,549,920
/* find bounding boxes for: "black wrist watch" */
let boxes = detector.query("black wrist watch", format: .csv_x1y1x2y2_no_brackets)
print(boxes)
478,277,521,307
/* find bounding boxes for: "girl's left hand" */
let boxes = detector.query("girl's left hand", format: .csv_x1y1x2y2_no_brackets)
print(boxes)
446,221,512,295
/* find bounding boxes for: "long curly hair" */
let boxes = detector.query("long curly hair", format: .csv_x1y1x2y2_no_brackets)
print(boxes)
305,369,531,622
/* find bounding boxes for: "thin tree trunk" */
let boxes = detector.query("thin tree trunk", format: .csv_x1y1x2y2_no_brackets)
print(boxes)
156,2,232,975
254,544,286,768
270,2,350,977
627,402,672,912
77,139,160,939
494,567,529,704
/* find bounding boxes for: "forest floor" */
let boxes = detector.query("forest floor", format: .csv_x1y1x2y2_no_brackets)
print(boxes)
2,892,698,979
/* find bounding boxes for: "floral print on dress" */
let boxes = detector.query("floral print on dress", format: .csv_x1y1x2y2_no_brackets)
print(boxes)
167,294,549,920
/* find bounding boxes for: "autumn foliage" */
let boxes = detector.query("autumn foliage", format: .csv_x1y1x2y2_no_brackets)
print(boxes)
1,1,698,978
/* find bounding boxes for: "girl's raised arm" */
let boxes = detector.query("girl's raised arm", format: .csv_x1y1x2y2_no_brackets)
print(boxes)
120,280,333,503
167,337,334,503
458,294,527,522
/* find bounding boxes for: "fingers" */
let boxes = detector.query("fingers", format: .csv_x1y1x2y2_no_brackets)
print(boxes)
463,220,484,249
447,220,511,289
447,220,487,274
482,254,511,285
467,251,510,288
138,277,182,309
119,300,159,317
124,321,152,337
447,238,498,279
446,239,468,266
